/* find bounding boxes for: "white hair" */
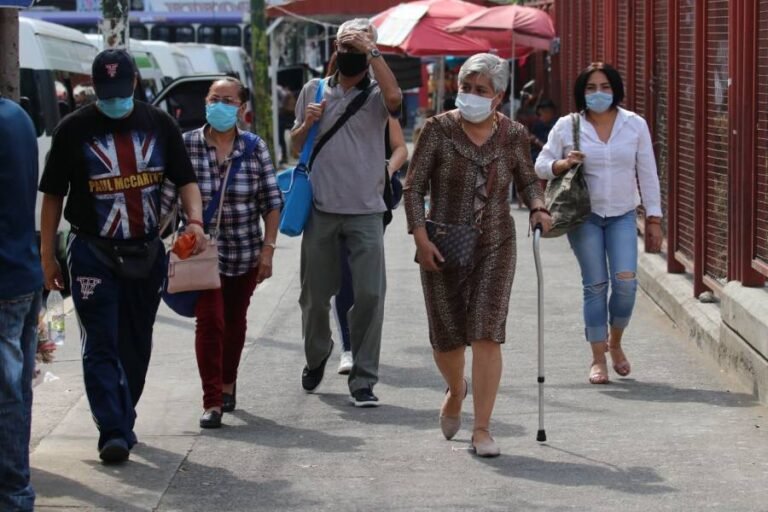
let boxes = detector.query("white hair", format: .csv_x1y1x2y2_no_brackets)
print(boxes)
337,18,378,43
458,53,510,94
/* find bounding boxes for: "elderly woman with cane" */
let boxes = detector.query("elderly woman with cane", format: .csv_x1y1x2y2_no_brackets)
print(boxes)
404,53,552,457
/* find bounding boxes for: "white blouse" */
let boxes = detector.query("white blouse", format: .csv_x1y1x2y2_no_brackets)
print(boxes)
534,108,663,218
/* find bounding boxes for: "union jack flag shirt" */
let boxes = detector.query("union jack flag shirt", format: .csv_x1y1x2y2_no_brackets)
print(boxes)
39,102,196,240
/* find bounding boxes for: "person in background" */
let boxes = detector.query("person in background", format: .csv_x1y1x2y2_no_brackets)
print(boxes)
291,18,401,406
277,84,296,165
0,96,44,512
529,99,557,162
39,49,206,464
335,115,408,374
167,77,282,429
535,62,663,384
320,52,408,375
404,53,552,457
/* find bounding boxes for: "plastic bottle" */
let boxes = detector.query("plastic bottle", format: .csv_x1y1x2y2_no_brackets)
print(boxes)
46,290,65,346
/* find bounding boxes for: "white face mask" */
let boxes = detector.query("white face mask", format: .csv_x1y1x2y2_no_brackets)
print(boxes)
455,92,494,123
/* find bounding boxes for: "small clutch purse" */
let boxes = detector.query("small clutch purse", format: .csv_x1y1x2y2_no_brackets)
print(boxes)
421,220,479,269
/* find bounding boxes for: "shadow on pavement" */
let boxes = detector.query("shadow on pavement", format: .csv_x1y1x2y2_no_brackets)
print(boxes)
595,380,758,407
474,444,677,495
317,394,528,438
33,468,148,512
217,410,366,453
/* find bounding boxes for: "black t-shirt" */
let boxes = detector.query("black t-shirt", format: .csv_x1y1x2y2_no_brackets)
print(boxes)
39,101,196,239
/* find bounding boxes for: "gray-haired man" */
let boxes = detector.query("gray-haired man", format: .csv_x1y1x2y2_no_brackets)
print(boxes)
291,18,401,406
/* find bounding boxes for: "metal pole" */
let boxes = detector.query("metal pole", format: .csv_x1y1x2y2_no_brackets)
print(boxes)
533,225,546,442
267,18,284,163
0,8,20,102
510,37,516,119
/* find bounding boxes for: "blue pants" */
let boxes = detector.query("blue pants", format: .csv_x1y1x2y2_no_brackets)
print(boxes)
333,239,353,353
0,290,41,512
567,210,639,343
67,233,164,450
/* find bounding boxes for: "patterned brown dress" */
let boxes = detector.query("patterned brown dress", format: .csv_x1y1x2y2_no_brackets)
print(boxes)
404,111,543,352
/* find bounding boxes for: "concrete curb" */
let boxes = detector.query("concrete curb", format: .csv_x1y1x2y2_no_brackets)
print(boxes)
637,242,768,405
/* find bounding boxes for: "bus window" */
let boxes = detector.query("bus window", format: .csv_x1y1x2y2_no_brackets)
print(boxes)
151,25,195,43
131,25,149,40
199,25,241,46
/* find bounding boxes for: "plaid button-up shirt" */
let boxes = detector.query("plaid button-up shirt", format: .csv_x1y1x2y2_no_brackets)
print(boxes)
162,127,283,277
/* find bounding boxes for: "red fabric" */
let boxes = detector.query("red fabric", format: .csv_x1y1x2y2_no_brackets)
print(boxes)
266,0,489,18
444,5,556,51
194,267,259,410
371,0,517,57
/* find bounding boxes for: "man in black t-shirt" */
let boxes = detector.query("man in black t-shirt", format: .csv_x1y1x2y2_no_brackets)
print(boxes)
39,49,206,464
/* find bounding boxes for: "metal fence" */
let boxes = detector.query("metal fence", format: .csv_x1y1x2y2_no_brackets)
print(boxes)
539,0,767,294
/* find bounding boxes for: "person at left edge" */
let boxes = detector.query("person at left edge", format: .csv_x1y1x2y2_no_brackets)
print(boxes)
0,96,44,512
39,49,206,465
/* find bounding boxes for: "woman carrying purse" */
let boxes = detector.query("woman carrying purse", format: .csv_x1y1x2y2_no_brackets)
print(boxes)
535,63,663,385
183,78,283,428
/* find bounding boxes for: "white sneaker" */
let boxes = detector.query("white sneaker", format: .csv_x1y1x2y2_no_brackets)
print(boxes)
337,351,353,375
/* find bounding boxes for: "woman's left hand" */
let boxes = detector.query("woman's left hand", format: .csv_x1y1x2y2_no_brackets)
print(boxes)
645,222,663,253
530,210,553,234
256,250,274,284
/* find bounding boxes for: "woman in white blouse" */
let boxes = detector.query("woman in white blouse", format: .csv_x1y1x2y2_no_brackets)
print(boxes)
535,63,663,384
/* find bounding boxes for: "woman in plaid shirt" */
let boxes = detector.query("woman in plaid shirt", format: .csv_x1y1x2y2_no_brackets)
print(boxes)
185,77,282,429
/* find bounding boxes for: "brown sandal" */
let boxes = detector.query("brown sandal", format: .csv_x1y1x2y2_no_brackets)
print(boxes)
608,344,631,377
589,362,609,384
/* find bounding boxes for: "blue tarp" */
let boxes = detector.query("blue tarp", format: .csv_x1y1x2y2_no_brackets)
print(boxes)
0,0,34,8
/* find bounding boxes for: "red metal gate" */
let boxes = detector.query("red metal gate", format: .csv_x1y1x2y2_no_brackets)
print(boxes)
703,0,730,285
756,0,768,276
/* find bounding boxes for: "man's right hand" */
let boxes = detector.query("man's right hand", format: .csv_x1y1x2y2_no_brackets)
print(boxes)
43,257,65,291
304,99,326,128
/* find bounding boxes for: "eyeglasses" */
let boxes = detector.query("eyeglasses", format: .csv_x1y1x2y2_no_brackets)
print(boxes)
208,96,241,106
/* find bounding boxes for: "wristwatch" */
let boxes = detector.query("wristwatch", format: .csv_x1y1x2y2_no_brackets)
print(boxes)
369,47,382,59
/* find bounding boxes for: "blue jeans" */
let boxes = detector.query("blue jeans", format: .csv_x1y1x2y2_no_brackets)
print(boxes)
332,238,353,353
0,290,42,512
567,211,638,343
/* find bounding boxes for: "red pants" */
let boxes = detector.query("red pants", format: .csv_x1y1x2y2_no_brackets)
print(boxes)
195,267,259,409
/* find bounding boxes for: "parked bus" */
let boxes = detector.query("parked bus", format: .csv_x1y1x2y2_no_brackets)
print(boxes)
21,10,250,48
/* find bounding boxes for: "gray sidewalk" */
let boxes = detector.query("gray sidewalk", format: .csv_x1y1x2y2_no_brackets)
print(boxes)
29,208,767,512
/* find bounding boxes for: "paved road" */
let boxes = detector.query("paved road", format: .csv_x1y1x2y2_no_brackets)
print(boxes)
30,208,767,512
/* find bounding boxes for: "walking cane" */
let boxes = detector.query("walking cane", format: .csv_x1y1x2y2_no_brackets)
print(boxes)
533,224,546,442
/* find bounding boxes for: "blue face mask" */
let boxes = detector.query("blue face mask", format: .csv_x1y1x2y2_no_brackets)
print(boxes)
206,102,239,132
585,91,613,113
97,96,134,119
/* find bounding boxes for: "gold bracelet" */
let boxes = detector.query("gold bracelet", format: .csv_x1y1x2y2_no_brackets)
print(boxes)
263,241,277,249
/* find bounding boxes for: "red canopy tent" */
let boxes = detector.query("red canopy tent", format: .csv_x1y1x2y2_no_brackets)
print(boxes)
370,0,525,58
265,0,491,20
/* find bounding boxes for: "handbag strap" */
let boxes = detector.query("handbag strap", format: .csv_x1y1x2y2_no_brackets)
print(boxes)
308,83,374,170
572,113,581,152
298,78,327,167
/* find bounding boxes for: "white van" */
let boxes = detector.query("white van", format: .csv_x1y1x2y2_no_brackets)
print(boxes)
19,17,97,235
175,43,234,75
220,46,254,91
139,40,195,82
84,35,165,101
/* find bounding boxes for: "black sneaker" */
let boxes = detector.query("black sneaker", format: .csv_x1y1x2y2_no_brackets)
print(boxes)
199,410,222,429
99,437,130,464
222,383,236,413
301,344,333,393
350,387,380,407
